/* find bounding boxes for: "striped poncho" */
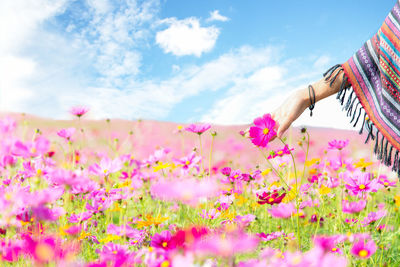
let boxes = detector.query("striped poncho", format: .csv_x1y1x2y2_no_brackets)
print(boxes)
325,0,400,176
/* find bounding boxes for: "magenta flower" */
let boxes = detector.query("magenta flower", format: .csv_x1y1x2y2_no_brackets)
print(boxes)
268,202,296,218
97,242,131,265
151,230,175,250
342,200,367,214
57,127,76,141
351,238,377,259
378,175,396,188
268,145,293,159
249,114,276,148
328,139,349,150
107,224,145,242
344,172,379,196
185,123,211,135
256,189,286,205
68,211,93,223
70,106,89,118
257,231,285,242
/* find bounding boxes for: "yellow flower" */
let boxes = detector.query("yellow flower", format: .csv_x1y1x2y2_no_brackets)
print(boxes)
78,231,92,241
99,234,121,243
221,210,235,220
394,195,400,207
261,169,271,176
283,186,298,203
305,158,321,167
135,214,169,228
153,162,172,172
235,195,247,206
354,158,373,169
319,184,331,195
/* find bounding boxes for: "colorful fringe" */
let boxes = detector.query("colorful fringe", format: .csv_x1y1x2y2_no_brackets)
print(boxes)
325,0,400,176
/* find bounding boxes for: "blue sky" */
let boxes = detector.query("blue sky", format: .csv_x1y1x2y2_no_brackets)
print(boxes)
0,0,396,129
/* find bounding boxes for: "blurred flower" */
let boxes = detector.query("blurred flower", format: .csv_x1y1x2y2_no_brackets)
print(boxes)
350,238,377,259
151,178,219,206
57,128,76,141
249,114,276,148
70,106,89,118
89,157,122,177
268,202,296,218
200,209,220,220
362,210,387,226
342,200,367,214
328,139,349,150
185,123,211,135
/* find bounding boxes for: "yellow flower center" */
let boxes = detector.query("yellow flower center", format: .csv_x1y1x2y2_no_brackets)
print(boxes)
331,247,337,252
36,169,43,176
359,184,366,190
103,169,108,174
268,197,274,203
384,182,389,186
277,151,283,155
112,250,117,254
162,242,168,248
185,160,190,165
263,128,270,135
161,261,170,267
358,249,368,258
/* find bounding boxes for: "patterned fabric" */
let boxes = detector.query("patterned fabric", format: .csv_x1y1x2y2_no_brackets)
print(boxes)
328,1,400,175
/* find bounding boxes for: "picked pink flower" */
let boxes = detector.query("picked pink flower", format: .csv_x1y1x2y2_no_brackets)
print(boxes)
249,114,276,148
70,106,89,118
185,123,211,135
350,238,377,259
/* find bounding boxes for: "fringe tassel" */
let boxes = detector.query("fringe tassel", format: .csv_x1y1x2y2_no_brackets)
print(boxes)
324,64,400,177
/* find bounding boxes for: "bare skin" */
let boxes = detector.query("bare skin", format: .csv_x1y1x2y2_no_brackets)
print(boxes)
271,68,346,138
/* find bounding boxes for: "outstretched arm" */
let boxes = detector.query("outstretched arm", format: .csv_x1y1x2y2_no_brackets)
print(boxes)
271,67,347,138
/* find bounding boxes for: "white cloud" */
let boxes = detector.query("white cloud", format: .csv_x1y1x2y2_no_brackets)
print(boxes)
156,17,219,57
200,55,355,130
207,10,229,22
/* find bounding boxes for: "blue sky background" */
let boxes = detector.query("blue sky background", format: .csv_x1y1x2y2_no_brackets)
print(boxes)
0,0,396,129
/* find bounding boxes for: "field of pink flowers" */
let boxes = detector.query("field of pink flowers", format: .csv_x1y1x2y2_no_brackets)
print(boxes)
0,109,399,266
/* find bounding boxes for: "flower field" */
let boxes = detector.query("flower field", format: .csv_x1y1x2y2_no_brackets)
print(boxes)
0,111,399,266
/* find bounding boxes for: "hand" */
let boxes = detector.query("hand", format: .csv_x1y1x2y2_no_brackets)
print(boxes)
271,89,309,139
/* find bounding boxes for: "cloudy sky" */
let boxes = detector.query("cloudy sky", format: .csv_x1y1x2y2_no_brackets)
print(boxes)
0,0,395,129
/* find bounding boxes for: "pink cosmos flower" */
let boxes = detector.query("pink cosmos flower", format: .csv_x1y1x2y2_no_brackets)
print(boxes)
68,211,93,223
151,178,219,206
185,123,211,135
97,242,132,265
57,127,76,141
70,106,89,118
344,171,379,196
257,231,285,242
350,238,377,259
362,210,387,226
0,117,17,134
107,224,145,242
342,200,367,214
268,202,296,218
89,157,122,176
173,152,201,175
328,139,349,150
200,209,221,220
193,230,259,258
378,175,396,188
151,230,176,250
249,114,276,148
